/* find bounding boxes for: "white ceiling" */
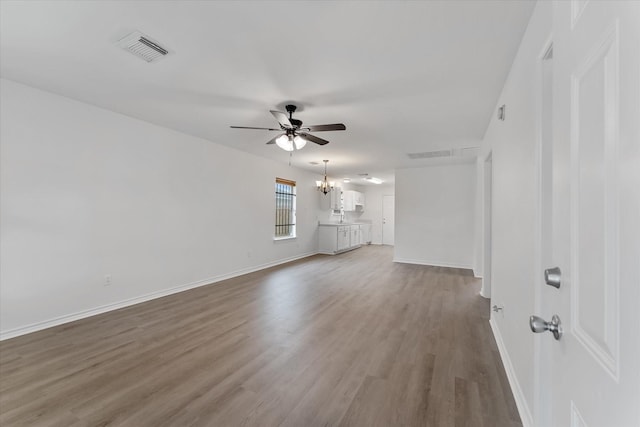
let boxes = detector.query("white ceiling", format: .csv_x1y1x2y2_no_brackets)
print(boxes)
0,0,535,185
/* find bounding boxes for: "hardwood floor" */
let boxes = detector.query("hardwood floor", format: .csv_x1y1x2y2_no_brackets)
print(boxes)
0,246,521,427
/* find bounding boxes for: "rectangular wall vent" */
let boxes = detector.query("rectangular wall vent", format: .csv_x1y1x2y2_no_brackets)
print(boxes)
118,31,168,63
407,149,452,159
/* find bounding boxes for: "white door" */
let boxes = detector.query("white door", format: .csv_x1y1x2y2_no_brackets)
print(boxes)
382,195,394,245
538,1,640,426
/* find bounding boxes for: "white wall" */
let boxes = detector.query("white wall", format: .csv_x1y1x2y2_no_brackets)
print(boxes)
0,79,321,339
394,162,476,269
358,184,394,245
478,2,552,426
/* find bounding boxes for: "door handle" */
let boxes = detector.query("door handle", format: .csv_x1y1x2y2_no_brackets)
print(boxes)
529,314,563,340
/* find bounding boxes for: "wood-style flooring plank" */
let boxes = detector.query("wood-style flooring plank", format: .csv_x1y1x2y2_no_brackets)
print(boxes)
0,246,521,427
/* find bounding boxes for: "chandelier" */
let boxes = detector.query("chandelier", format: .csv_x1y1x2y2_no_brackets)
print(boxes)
316,160,335,195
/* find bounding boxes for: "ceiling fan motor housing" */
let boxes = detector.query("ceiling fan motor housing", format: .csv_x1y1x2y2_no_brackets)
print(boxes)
285,105,302,128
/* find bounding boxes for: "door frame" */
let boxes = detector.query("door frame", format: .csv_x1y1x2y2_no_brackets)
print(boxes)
480,151,493,298
533,34,555,427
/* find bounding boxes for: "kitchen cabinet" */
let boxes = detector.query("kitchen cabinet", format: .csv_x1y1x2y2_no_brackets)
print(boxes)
337,226,350,251
351,225,363,246
330,187,342,211
318,224,363,255
343,190,365,211
361,223,372,244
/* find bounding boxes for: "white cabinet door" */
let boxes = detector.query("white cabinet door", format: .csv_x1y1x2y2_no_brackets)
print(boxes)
337,226,350,251
350,225,363,247
330,187,342,211
344,191,364,211
342,191,355,211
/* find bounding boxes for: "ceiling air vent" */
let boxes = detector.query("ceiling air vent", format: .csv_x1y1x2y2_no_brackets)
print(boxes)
118,31,168,63
407,149,452,159
460,147,480,157
407,147,480,160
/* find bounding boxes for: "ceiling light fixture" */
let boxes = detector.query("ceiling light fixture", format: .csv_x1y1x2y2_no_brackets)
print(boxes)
275,133,307,151
365,177,383,184
316,160,335,195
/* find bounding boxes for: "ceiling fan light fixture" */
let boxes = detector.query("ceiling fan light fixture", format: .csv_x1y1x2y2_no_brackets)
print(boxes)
293,135,307,150
275,134,294,151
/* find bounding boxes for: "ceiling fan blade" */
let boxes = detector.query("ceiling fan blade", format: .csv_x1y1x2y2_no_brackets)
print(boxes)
266,134,285,145
230,126,281,131
305,123,346,132
270,110,293,129
299,132,330,146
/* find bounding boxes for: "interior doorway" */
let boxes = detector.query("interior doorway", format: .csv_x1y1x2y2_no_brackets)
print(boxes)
382,195,395,245
481,153,493,298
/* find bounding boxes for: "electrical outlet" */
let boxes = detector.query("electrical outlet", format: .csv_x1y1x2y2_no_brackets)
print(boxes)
104,275,112,286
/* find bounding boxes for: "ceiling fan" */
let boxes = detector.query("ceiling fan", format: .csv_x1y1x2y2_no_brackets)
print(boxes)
230,104,346,151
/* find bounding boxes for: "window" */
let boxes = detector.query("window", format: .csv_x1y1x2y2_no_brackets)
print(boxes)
275,178,296,239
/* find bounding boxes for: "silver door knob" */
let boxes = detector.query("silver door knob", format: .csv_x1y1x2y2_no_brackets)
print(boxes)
544,267,561,288
529,314,563,340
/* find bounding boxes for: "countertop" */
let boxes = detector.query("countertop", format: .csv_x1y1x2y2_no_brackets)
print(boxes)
318,222,371,226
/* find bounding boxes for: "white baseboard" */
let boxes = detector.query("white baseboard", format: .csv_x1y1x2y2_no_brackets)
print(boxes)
479,286,491,299
479,276,491,298
0,251,317,341
392,257,473,271
490,318,534,427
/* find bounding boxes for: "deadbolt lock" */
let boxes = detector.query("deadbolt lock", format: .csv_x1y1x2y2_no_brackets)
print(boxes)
544,267,561,289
